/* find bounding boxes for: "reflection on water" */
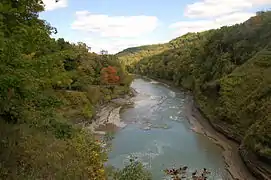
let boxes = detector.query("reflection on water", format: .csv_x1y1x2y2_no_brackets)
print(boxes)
108,78,227,180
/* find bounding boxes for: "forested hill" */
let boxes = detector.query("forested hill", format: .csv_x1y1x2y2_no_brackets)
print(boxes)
117,43,170,72
118,11,271,179
0,0,132,179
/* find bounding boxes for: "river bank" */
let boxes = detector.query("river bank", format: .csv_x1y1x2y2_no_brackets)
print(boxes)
194,102,271,180
184,98,255,180
142,76,256,180
85,88,137,135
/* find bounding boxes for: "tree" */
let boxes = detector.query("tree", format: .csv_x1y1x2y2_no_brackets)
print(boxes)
101,66,120,84
109,158,152,180
101,49,109,55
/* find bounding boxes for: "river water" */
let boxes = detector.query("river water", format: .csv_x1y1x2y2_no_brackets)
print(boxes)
108,78,227,180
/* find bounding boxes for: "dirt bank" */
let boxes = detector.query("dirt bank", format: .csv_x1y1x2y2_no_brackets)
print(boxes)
184,97,256,180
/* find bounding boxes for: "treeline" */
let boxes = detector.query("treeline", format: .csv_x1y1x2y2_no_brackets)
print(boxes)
119,11,271,179
0,0,133,179
117,43,170,72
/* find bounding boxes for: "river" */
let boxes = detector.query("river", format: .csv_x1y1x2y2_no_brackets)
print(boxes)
108,78,228,180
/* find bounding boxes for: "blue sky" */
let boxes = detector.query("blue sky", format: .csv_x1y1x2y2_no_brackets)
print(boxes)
40,0,271,53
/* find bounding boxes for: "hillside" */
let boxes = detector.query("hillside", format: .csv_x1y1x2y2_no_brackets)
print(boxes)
0,1,132,179
117,43,170,72
120,11,271,179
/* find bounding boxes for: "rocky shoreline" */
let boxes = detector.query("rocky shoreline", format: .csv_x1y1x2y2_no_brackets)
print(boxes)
192,99,271,180
201,115,271,180
239,144,271,180
85,88,136,135
184,98,255,180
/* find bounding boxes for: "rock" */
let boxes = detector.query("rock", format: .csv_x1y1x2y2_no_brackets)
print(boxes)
84,90,134,134
142,126,151,130
239,145,271,180
207,117,271,179
94,131,106,135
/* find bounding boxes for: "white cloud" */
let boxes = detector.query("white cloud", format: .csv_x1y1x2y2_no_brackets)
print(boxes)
70,11,161,53
170,0,271,36
71,11,159,38
184,0,271,18
170,12,255,36
42,0,68,11
215,12,255,25
67,0,270,54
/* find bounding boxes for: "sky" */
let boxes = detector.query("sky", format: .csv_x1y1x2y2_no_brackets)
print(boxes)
40,0,271,54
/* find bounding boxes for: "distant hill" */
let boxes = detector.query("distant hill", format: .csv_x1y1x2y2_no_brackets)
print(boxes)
117,43,170,72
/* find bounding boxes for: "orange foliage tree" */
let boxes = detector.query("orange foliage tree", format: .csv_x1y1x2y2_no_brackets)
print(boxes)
100,66,120,84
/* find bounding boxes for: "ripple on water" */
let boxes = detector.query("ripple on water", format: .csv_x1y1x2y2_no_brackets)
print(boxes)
150,95,161,100
169,116,179,121
168,91,176,98
109,78,227,180
140,141,170,166
110,140,171,169
169,106,178,109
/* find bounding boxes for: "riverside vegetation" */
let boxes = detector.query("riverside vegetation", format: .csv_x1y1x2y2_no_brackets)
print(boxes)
117,11,271,179
0,0,134,179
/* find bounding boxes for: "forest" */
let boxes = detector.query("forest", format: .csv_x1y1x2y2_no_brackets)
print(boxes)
118,11,271,179
0,0,135,179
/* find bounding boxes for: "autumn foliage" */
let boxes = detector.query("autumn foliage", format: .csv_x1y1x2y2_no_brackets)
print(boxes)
101,66,120,84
